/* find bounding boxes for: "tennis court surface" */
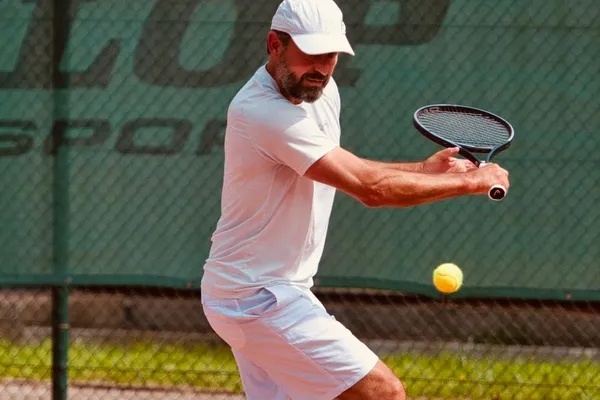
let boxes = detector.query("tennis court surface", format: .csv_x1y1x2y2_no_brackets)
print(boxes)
0,381,245,400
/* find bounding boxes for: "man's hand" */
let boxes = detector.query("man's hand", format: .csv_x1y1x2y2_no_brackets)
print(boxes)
472,162,510,196
421,147,509,196
421,147,478,174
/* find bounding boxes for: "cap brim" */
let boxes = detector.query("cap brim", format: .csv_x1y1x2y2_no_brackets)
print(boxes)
291,33,355,56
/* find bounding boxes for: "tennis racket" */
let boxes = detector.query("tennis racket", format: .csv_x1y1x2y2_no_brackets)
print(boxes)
413,104,514,201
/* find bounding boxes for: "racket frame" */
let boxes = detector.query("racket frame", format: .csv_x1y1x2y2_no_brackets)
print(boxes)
412,104,515,201
412,104,514,167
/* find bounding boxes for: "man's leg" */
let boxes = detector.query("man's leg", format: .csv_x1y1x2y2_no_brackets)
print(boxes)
203,285,405,400
337,360,405,400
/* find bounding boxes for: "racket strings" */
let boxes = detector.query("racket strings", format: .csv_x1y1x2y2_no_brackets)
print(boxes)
417,112,510,148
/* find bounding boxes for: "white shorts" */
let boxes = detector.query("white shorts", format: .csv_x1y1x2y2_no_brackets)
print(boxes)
201,285,379,400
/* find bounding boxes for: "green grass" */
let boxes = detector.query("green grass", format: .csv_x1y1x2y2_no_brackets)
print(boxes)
0,339,599,399
383,352,600,400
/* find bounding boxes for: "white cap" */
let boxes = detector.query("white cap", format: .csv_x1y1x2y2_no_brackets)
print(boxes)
270,0,355,56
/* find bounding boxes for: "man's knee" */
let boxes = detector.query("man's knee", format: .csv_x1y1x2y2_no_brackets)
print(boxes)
338,360,406,400
371,361,406,400
383,376,405,400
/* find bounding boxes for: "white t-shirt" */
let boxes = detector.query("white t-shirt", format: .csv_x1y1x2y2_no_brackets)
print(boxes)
201,65,341,298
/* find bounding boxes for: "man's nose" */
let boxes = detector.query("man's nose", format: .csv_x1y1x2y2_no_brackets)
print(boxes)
313,53,337,70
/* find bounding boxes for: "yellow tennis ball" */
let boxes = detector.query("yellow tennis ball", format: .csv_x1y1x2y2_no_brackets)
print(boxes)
433,263,463,294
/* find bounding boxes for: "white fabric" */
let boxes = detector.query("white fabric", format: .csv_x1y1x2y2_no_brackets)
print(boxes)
201,65,341,298
270,0,355,55
202,285,379,400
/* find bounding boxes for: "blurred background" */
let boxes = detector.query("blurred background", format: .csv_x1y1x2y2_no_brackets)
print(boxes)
0,0,599,399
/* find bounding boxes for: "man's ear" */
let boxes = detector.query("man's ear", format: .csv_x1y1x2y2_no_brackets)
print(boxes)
267,31,283,56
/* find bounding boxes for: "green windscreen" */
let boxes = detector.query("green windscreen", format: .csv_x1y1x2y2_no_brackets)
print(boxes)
0,0,598,300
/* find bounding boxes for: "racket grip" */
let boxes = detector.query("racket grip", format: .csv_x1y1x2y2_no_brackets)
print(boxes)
488,184,506,201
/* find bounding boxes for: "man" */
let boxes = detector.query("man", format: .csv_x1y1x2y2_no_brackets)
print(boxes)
201,0,510,399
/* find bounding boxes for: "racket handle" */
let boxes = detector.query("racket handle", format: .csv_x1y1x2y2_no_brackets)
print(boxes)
488,184,506,201
479,162,507,201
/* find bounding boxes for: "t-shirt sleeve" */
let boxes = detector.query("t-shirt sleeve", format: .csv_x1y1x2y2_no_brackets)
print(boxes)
245,104,338,176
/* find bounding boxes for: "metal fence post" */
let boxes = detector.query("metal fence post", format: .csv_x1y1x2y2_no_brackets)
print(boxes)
51,0,72,397
51,286,69,400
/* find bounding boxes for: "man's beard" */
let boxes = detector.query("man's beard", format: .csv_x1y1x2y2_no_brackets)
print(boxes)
275,57,328,103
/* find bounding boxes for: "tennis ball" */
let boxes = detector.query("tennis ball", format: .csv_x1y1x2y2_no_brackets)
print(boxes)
433,263,463,294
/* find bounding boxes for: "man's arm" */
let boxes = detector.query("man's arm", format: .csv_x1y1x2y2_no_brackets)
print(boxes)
304,147,509,208
361,147,477,174
361,158,423,173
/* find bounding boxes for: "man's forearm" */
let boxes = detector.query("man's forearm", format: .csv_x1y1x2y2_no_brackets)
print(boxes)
361,158,423,173
363,168,477,208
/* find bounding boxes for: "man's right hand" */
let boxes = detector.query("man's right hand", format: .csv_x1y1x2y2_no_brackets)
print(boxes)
472,163,510,196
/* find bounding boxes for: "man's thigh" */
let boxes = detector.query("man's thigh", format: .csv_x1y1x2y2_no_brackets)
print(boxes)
203,285,379,400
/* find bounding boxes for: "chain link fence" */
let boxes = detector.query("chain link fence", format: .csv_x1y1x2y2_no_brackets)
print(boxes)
0,0,599,398
1,288,600,399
